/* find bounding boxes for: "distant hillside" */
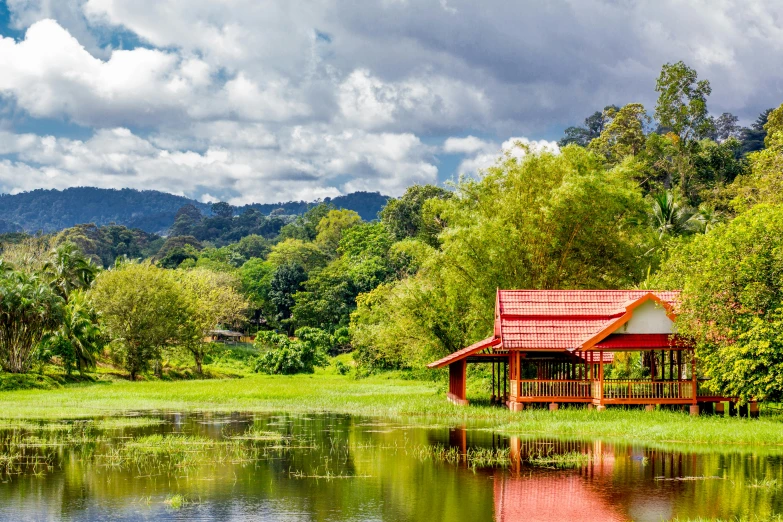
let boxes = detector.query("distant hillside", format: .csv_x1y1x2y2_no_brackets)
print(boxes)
0,188,389,234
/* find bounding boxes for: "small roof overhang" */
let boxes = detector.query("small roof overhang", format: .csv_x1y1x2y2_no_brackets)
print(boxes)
427,336,501,369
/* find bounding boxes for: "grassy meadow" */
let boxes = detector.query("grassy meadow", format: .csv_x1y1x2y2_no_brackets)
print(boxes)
3,368,783,451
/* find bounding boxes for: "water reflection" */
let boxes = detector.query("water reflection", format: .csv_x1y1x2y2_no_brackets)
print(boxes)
0,413,781,521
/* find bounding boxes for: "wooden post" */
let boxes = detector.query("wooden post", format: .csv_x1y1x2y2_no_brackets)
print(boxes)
691,349,697,405
599,350,605,407
447,360,468,406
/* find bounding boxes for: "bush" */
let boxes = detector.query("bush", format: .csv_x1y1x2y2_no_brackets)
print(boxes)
253,328,328,375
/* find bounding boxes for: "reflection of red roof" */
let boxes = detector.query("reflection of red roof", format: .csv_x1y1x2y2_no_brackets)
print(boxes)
495,472,625,522
497,290,679,351
427,336,501,369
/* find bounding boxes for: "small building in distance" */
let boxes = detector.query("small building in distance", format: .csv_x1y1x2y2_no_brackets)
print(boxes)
207,329,254,344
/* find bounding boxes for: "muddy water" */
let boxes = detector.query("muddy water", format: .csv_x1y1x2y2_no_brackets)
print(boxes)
0,412,781,521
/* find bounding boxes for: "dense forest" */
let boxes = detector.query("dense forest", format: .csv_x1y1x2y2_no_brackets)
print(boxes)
0,187,389,234
2,61,783,404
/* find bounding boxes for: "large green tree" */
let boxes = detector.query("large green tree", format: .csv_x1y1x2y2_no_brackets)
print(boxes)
656,204,783,403
654,61,714,194
90,262,187,380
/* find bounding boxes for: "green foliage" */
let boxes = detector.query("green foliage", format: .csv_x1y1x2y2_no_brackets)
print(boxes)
649,191,702,240
267,239,328,272
279,203,334,242
380,184,451,246
314,209,362,257
42,242,99,299
0,270,64,373
253,328,328,374
176,268,248,374
657,204,783,402
353,145,652,369
655,61,714,142
558,106,619,147
731,104,783,212
90,262,188,380
269,263,308,327
588,103,651,163
55,224,163,267
41,290,103,374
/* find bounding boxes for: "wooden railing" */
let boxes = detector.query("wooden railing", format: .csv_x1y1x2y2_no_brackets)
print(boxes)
517,380,592,398
601,380,693,400
510,379,708,401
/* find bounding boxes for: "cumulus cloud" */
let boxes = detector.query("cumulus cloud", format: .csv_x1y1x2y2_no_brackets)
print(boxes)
1,1,783,202
447,136,560,176
0,126,437,203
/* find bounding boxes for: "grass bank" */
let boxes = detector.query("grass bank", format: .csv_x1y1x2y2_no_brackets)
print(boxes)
3,372,783,449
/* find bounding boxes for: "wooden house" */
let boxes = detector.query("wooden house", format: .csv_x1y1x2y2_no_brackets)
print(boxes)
428,290,737,415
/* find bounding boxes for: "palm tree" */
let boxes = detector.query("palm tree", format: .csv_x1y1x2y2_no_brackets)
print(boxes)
0,270,64,373
690,205,723,234
42,243,99,300
650,191,702,239
45,291,103,374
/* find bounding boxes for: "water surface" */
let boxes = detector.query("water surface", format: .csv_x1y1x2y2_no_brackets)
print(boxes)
1,412,781,521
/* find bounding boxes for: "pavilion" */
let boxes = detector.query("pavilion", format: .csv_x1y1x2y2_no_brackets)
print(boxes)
427,290,738,415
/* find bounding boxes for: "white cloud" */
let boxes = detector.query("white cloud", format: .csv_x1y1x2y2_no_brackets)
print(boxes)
450,136,560,175
0,126,436,203
338,69,490,132
2,1,783,203
443,135,492,155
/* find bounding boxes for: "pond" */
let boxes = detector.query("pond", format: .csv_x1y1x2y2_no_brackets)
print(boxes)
1,412,781,521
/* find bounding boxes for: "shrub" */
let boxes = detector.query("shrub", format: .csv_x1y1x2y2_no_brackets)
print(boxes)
253,328,328,375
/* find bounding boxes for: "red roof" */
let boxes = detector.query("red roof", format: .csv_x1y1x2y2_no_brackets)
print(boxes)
427,290,681,368
426,336,501,369
497,290,679,351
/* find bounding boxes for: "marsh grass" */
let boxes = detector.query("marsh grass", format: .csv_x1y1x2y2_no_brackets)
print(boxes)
3,374,783,450
526,449,593,469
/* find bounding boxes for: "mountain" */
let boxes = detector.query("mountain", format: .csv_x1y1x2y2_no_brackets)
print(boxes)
0,187,390,234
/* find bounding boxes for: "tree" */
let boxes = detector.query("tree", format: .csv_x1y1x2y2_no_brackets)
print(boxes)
656,204,783,403
42,242,99,300
731,104,783,212
169,204,203,236
654,61,714,194
211,201,234,219
380,184,451,245
0,270,64,373
557,106,619,147
353,145,653,368
588,103,650,163
740,108,773,155
177,268,248,374
234,234,271,260
253,327,328,374
267,239,327,272
90,262,187,380
43,290,103,374
712,112,741,142
269,262,308,329
314,209,362,257
649,191,701,239
278,203,334,241
240,258,275,326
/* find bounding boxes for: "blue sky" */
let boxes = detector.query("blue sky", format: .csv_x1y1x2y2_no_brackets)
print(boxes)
0,0,781,204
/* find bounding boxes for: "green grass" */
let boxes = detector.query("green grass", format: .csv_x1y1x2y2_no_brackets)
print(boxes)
3,372,783,449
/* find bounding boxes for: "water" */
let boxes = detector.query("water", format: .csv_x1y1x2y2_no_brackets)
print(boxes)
1,412,781,521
